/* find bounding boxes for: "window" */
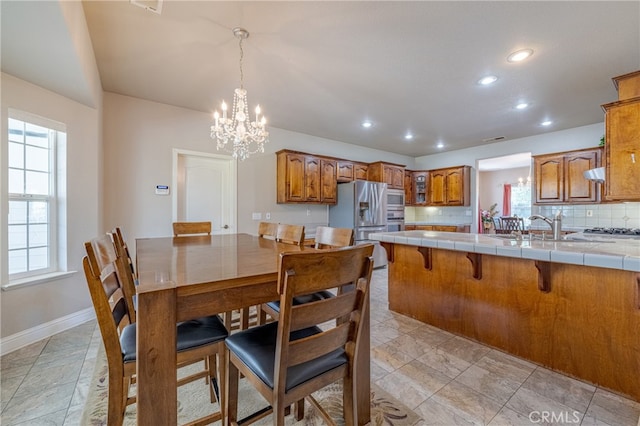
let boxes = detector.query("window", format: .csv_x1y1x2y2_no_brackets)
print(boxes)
511,183,532,226
7,113,65,279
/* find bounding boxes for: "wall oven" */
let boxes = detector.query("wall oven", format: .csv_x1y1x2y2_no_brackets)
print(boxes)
387,206,405,232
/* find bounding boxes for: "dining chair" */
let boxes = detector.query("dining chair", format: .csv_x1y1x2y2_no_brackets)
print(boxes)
499,216,525,233
83,234,228,426
111,227,137,321
173,221,212,236
225,244,374,426
260,226,355,324
275,223,305,245
258,221,279,239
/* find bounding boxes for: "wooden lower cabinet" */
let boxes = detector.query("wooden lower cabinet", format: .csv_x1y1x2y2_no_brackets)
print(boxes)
385,244,640,402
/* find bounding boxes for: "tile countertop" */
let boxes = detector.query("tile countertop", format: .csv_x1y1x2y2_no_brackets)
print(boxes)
370,231,640,272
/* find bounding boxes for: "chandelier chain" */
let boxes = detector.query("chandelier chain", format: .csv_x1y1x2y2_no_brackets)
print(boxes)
238,36,244,90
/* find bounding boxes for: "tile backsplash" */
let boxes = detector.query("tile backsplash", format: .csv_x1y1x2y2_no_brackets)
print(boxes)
532,202,640,229
406,202,640,230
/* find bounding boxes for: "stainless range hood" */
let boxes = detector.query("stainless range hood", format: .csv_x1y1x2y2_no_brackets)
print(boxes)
583,167,605,182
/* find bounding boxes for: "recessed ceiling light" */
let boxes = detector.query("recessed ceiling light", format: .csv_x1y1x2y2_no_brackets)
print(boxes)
541,120,553,126
478,75,498,85
507,49,534,63
361,121,372,128
404,133,413,140
516,103,529,110
436,142,444,149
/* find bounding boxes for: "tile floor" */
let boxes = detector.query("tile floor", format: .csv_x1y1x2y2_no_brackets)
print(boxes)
2,268,639,425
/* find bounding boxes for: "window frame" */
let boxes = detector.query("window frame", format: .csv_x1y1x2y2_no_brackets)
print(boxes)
7,110,63,281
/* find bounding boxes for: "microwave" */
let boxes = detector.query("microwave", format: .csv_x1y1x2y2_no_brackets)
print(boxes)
387,189,405,207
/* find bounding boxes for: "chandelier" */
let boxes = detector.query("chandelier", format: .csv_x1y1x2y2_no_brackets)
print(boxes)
210,28,268,160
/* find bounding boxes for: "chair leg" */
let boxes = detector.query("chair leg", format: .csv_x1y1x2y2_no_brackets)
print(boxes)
218,344,227,422
208,355,218,403
343,375,355,426
294,399,305,421
226,358,239,426
273,400,287,426
107,371,125,426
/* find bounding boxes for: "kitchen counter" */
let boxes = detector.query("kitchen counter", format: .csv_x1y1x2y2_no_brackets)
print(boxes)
374,230,640,402
370,230,640,271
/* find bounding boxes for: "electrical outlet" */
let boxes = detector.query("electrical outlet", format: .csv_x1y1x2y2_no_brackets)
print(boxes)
265,212,271,220
306,209,311,216
586,210,593,217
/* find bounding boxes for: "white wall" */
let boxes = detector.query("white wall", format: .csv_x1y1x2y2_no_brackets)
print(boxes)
478,166,530,213
0,73,101,339
102,92,415,246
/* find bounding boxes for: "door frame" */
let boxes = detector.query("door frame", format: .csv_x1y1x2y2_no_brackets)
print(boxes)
171,148,237,232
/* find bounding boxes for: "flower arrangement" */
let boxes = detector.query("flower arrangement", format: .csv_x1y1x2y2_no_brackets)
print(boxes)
481,203,499,225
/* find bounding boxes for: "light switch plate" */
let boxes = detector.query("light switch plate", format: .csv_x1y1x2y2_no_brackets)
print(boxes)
252,212,262,220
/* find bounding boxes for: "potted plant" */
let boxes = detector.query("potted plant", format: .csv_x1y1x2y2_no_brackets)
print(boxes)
481,203,499,232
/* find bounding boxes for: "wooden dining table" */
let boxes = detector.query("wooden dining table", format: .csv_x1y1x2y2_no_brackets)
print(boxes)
135,233,371,425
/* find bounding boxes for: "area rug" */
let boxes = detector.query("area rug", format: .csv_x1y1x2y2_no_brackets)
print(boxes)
81,348,421,425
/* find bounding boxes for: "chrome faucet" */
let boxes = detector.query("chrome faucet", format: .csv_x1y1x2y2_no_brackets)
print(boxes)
529,212,562,240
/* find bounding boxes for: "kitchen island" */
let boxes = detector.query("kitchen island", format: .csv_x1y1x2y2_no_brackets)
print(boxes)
370,230,640,402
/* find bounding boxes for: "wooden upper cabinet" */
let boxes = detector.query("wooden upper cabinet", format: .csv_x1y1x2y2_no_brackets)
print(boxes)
304,156,321,202
354,163,369,180
413,171,428,205
404,170,414,206
367,162,405,189
534,154,564,204
320,159,337,203
602,73,640,201
533,147,602,204
276,150,337,204
336,161,354,183
427,166,470,206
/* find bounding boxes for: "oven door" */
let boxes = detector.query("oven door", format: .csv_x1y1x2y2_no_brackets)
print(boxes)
387,222,405,232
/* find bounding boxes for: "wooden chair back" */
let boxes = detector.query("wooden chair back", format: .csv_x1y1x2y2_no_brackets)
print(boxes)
172,221,212,236
275,223,305,245
314,226,354,249
83,235,133,369
499,216,525,233
111,227,137,322
258,222,278,239
227,244,374,424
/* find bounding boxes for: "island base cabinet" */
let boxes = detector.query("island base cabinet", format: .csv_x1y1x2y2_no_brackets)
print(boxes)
387,243,640,402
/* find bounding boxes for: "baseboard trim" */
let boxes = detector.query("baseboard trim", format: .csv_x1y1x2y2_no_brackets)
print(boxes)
1,308,96,356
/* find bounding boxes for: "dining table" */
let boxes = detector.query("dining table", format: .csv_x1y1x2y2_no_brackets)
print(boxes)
135,233,371,425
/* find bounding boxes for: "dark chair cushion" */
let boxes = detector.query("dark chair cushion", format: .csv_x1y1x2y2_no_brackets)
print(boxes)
120,315,228,363
265,290,335,313
225,322,347,392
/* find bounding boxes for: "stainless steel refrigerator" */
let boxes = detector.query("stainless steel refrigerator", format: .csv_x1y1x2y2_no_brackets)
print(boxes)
329,180,388,267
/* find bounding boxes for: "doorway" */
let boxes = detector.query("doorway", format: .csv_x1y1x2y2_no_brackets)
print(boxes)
477,152,532,232
172,149,237,234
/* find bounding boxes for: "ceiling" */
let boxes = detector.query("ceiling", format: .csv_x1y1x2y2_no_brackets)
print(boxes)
3,1,640,160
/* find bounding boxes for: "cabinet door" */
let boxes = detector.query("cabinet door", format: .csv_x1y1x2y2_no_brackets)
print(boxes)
382,165,395,187
304,156,321,202
444,168,464,205
428,170,447,205
605,101,640,201
391,167,404,189
354,163,369,180
337,161,354,183
286,153,306,202
534,154,564,204
413,172,427,205
320,159,337,204
565,150,600,203
404,171,413,206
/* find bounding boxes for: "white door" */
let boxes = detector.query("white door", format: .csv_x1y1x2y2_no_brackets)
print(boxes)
174,150,236,234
